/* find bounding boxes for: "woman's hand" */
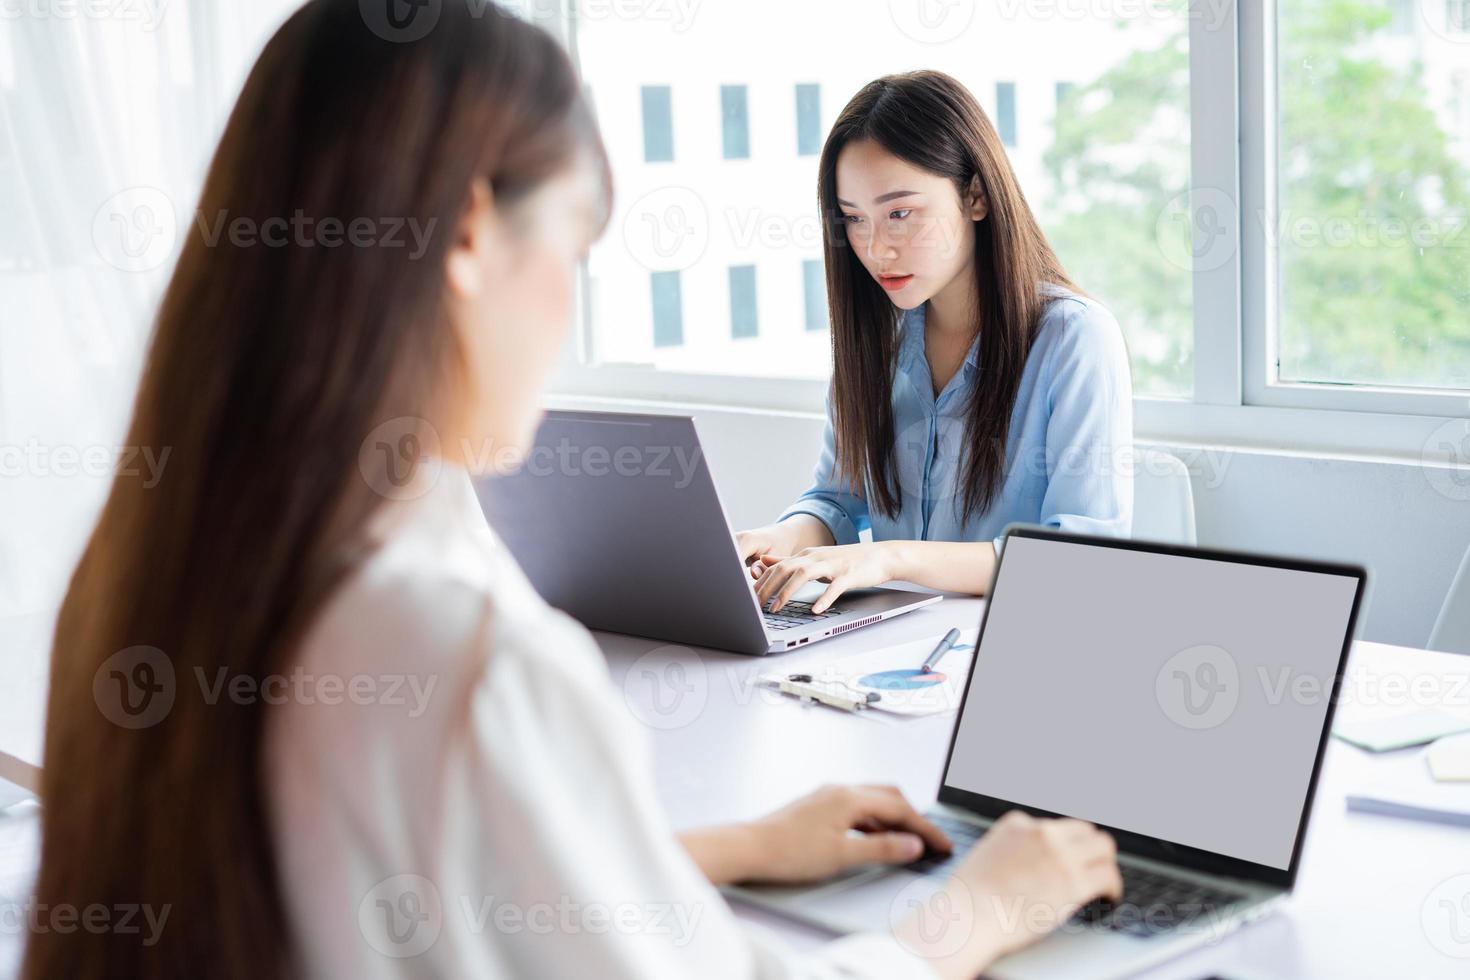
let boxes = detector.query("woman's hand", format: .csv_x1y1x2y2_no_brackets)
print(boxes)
678,785,951,886
735,524,800,568
894,810,1123,979
734,515,833,570
745,784,952,883
753,542,898,614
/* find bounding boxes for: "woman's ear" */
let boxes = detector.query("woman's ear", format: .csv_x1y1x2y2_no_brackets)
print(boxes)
965,174,989,222
445,178,497,299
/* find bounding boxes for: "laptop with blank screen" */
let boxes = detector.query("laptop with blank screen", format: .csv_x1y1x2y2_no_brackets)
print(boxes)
729,526,1366,980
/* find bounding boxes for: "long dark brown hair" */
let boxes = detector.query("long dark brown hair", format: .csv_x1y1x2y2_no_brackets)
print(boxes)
818,71,1078,522
24,2,607,977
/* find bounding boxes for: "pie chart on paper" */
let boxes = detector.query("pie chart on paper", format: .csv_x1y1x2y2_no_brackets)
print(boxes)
857,668,946,691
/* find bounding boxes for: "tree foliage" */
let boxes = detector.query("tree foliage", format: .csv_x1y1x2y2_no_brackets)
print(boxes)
1041,1,1470,396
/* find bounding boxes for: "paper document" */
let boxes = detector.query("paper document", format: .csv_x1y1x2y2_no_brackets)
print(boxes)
758,629,980,717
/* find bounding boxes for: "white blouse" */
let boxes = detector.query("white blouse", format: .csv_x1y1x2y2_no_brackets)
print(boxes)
265,463,934,978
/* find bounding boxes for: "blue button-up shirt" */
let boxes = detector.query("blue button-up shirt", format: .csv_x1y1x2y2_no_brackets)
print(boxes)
779,289,1134,555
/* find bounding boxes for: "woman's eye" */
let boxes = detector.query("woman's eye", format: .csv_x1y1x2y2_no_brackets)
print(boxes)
843,213,864,224
889,209,912,220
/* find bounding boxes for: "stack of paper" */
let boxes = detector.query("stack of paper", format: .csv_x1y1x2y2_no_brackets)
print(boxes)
1346,744,1470,827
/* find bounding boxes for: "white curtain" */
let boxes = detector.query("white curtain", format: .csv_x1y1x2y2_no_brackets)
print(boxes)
0,1,305,762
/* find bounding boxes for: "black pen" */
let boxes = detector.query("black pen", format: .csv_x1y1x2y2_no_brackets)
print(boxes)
920,628,962,674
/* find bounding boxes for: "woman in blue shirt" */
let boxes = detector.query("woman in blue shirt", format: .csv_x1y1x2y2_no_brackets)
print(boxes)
738,71,1134,614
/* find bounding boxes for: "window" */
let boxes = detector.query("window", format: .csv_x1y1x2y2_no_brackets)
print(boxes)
641,85,673,162
571,3,1194,394
721,84,749,160
729,265,758,338
651,271,683,347
796,83,822,156
552,0,1470,451
803,259,826,332
1272,0,1470,394
995,81,1017,147
1450,0,1470,33
1388,0,1414,33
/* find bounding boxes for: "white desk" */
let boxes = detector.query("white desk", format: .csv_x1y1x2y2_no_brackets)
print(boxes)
597,596,1470,979
1,599,1466,978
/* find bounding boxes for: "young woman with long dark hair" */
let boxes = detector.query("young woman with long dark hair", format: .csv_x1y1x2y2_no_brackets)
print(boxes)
738,72,1134,615
24,7,1120,978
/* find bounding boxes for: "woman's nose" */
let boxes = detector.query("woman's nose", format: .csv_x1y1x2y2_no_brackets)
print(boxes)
865,231,899,263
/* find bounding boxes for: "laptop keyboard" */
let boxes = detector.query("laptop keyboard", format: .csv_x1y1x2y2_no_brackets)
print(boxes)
908,812,1247,937
1071,864,1246,936
906,812,986,875
762,599,839,630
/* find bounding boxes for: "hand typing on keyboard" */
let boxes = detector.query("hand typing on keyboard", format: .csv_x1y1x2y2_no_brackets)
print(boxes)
761,599,840,629
1070,865,1245,937
750,542,899,614
891,810,1123,979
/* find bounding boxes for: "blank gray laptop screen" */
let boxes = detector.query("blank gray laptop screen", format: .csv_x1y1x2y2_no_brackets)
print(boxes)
945,535,1360,870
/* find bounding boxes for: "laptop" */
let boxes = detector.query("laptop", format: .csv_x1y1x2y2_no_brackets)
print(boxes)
730,526,1367,979
474,410,941,655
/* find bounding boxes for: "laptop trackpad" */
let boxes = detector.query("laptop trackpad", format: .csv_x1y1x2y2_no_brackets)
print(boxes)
810,868,939,933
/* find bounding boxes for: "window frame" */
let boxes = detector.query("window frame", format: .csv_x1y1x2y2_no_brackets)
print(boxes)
545,0,1470,462
1239,0,1470,421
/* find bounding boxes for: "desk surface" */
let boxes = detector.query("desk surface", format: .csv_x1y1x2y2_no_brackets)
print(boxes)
597,596,1470,980
1,599,1467,977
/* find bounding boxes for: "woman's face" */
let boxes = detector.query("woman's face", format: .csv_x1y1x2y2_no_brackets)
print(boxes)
443,158,605,472
834,138,987,311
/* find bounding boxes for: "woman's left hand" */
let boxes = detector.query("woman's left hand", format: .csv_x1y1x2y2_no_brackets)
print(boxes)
753,542,898,614
745,785,952,884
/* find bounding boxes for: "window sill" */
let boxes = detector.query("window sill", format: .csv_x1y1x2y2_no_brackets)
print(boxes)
547,367,1470,469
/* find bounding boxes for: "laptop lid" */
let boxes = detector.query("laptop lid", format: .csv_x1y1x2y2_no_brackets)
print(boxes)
473,410,772,653
937,527,1367,890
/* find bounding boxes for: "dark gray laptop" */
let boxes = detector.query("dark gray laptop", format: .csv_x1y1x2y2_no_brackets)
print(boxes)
474,410,940,655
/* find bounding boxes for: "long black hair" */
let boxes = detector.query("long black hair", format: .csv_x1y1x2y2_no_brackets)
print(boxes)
818,70,1078,521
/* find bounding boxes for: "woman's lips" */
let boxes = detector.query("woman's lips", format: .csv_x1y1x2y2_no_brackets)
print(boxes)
878,274,914,292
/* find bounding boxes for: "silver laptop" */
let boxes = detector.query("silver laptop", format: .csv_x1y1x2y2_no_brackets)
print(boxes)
730,527,1366,979
474,410,940,655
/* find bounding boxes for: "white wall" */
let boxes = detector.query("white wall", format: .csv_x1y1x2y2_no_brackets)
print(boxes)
1184,448,1470,649
547,393,1470,649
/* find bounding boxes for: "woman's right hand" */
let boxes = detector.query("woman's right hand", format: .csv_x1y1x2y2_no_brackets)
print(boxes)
734,523,800,575
893,810,1123,979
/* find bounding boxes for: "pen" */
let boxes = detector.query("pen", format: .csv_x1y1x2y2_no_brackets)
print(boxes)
920,628,961,674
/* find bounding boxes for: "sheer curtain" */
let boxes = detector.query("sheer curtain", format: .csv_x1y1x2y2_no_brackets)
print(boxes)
0,1,305,765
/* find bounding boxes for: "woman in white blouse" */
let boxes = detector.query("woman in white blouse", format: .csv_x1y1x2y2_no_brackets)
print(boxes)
25,2,1121,978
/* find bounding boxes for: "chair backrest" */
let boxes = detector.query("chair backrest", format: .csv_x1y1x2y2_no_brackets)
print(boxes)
1429,545,1470,655
1132,447,1197,546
